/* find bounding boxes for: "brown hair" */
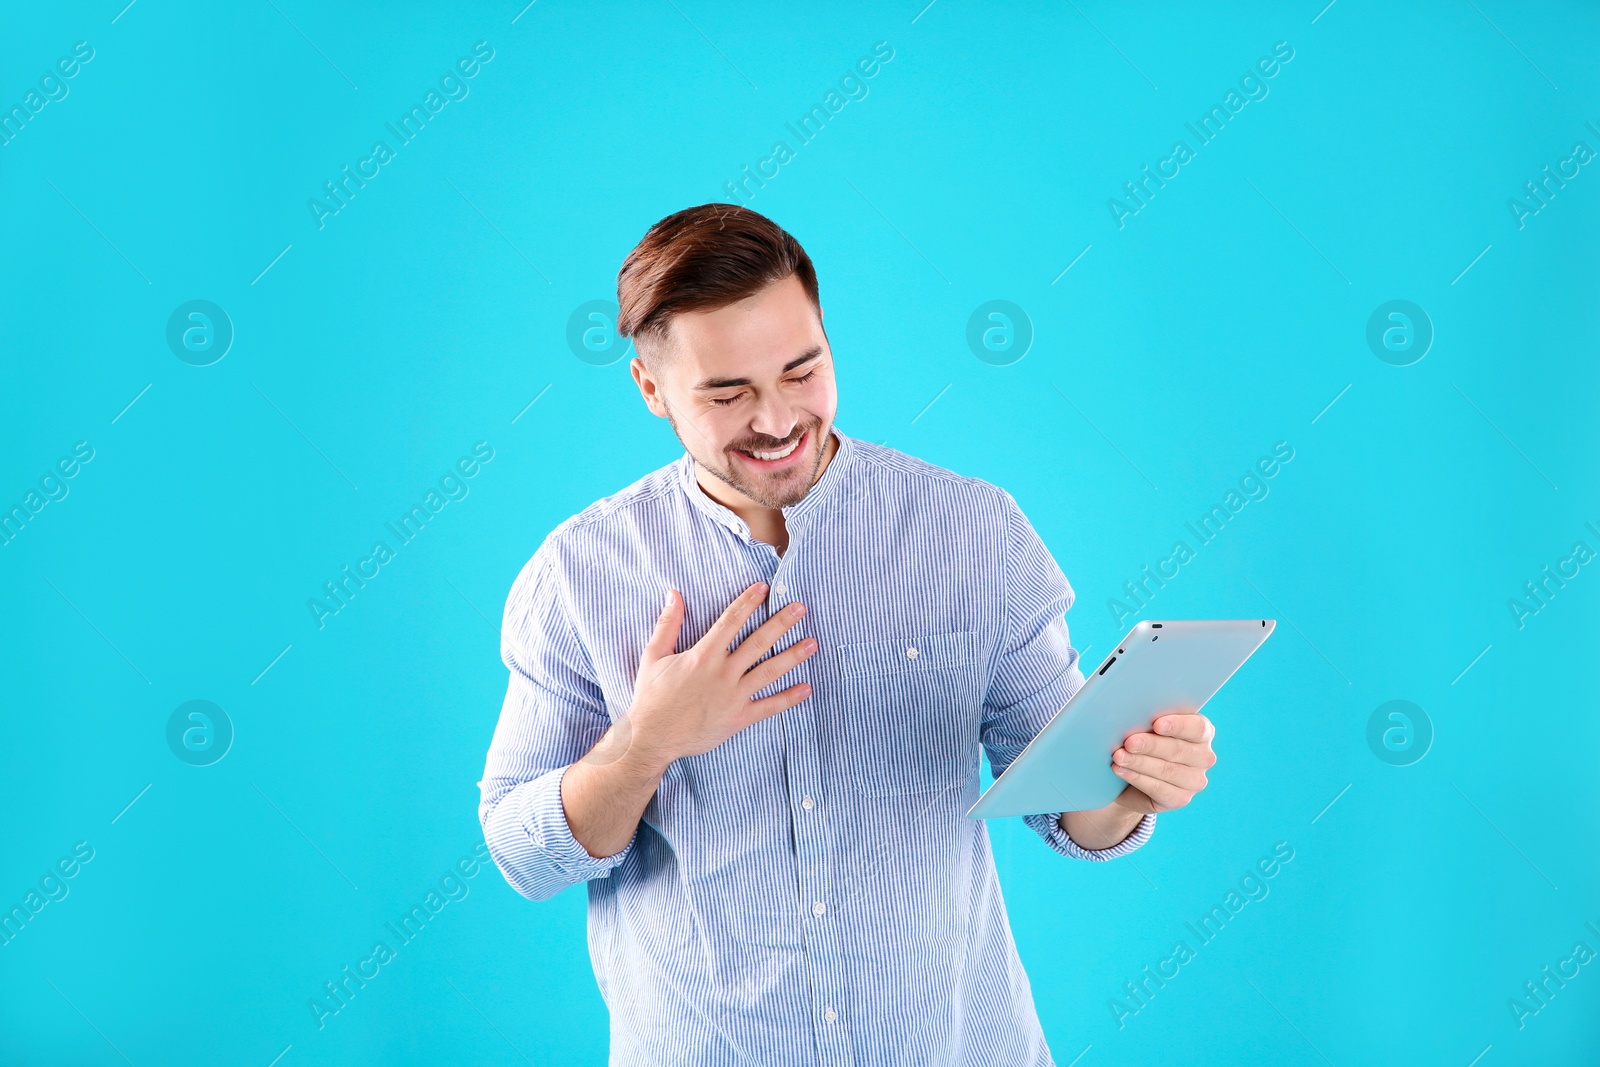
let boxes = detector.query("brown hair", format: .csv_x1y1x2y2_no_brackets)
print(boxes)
616,204,820,364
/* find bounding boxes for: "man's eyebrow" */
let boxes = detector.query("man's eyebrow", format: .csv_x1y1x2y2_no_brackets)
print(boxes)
692,346,823,391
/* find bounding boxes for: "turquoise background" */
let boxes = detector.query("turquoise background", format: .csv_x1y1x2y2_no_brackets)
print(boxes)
2,1,1597,1063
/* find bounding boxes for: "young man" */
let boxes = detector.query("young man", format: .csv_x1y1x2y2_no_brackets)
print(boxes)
478,205,1217,1065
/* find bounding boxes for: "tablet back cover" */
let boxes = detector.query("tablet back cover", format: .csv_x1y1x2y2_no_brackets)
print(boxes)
968,619,1274,820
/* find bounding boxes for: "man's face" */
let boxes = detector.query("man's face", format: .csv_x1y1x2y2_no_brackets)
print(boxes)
630,273,837,510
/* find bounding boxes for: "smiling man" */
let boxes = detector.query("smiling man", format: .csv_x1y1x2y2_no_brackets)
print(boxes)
477,204,1217,1066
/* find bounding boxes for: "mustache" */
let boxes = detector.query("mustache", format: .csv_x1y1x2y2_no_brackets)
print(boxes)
731,426,811,452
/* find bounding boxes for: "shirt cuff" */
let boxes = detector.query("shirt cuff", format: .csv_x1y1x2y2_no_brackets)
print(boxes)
520,764,635,879
1024,810,1156,862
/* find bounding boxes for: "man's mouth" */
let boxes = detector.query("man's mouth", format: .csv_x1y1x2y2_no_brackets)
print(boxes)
733,430,808,470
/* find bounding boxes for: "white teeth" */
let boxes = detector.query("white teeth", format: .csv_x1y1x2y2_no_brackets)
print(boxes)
747,436,801,461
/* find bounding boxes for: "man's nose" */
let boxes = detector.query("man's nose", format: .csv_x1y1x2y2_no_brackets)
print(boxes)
748,393,799,443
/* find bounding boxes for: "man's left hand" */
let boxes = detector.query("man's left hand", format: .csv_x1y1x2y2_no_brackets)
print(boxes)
1110,710,1216,815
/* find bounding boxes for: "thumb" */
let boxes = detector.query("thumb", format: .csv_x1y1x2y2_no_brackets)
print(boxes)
642,588,682,664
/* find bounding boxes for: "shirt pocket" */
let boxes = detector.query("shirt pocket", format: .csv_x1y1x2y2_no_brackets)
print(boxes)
836,629,984,798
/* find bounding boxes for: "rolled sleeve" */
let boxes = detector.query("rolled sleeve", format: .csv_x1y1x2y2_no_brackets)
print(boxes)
980,490,1156,862
1026,810,1157,862
483,764,633,889
478,542,637,901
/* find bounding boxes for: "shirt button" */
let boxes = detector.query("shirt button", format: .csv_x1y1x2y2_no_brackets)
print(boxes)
773,581,787,598
812,901,826,917
824,1007,837,1023
906,646,919,660
801,795,814,811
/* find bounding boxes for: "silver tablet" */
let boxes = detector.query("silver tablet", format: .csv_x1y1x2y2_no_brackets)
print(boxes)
966,619,1275,819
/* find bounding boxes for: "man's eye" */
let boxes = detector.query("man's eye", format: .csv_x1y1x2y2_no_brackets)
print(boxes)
790,370,818,385
709,395,739,407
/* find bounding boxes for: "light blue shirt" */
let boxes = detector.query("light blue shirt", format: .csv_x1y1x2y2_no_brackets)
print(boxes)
478,425,1155,1066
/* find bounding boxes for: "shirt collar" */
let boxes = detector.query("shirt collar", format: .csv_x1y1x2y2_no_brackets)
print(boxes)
676,424,857,542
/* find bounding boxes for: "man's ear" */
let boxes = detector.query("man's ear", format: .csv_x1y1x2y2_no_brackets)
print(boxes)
629,356,664,418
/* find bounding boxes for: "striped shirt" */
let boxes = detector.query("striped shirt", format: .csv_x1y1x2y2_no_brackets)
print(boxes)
478,424,1155,1066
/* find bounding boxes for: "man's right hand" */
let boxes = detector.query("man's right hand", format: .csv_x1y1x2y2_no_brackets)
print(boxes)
564,581,814,859
607,581,815,771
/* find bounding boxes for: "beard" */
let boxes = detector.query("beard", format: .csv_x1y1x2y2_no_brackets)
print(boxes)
668,410,829,510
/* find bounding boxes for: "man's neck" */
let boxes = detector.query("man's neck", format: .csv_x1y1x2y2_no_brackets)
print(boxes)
694,429,839,555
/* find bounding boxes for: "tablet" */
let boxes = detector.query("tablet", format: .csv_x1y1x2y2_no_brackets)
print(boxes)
966,619,1274,819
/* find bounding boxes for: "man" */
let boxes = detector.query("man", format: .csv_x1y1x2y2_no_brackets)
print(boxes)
478,204,1217,1065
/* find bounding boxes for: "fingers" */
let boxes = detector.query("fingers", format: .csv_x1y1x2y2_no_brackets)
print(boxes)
701,582,772,651
740,634,818,695
1111,761,1197,811
1113,712,1215,812
743,680,812,727
731,599,808,672
1153,711,1213,744
1113,751,1203,793
642,588,684,663
1122,731,1216,768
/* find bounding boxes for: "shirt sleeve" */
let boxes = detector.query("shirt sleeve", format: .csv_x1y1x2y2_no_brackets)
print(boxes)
979,490,1156,862
477,542,637,901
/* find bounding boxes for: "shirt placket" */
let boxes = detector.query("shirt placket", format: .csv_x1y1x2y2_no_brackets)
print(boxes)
760,529,853,1067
